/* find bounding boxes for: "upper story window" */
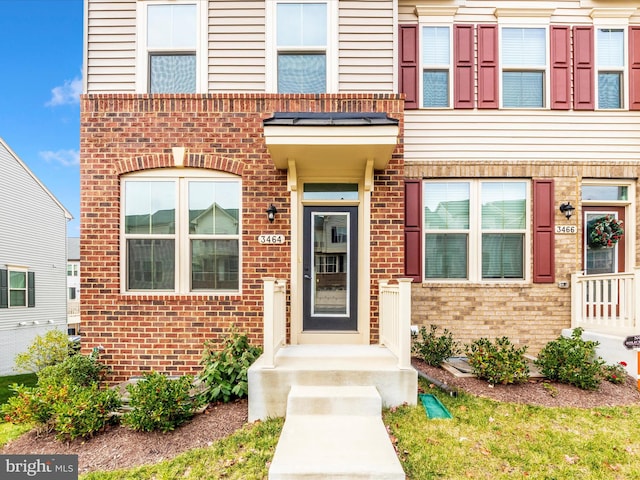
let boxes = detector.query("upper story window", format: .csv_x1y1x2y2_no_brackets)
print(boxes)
597,28,625,109
276,2,327,93
422,26,451,107
122,170,241,294
501,27,547,108
137,1,204,94
67,264,79,276
423,180,528,282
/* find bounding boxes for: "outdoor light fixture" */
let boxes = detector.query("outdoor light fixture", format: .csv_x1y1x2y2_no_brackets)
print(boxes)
266,204,278,223
559,202,575,220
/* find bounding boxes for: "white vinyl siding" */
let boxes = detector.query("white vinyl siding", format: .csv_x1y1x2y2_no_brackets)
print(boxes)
338,0,394,92
85,0,395,94
208,1,266,92
404,111,640,163
85,0,137,92
0,139,69,375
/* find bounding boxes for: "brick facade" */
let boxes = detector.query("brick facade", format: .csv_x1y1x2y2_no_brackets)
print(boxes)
406,161,640,354
80,93,405,382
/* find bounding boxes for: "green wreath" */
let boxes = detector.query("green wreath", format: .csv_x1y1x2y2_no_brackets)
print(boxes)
588,215,624,249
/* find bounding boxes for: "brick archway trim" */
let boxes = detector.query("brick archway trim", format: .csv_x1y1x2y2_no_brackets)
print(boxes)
114,153,245,176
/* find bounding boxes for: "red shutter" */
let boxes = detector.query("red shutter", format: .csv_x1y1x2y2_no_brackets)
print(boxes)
550,26,571,110
629,26,640,110
454,24,475,109
533,180,555,284
404,180,422,282
573,26,594,111
477,24,498,109
399,25,419,110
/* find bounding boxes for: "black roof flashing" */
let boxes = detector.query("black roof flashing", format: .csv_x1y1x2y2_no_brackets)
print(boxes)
263,112,399,127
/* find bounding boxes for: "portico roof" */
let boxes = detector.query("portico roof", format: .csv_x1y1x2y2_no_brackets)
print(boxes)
263,112,400,174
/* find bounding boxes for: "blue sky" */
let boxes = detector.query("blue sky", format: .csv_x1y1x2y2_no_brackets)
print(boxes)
0,0,84,236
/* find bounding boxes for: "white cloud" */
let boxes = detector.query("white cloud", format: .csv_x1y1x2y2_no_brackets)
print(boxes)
40,149,80,167
46,77,82,107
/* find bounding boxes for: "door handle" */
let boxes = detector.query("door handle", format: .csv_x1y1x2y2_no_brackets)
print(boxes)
304,274,312,280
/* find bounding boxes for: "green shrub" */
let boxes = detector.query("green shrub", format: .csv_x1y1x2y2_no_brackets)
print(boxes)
199,331,262,403
465,337,530,385
2,382,119,440
37,352,108,389
535,328,604,390
51,385,120,441
14,330,74,373
601,361,628,385
412,324,459,367
2,352,118,440
122,372,198,432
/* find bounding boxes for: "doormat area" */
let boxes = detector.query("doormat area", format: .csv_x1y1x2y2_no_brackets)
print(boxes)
418,394,452,419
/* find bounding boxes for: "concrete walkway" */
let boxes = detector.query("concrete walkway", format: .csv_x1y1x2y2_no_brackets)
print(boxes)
268,385,406,479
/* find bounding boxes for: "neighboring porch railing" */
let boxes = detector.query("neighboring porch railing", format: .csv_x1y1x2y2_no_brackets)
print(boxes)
379,278,413,369
571,268,640,331
262,278,287,368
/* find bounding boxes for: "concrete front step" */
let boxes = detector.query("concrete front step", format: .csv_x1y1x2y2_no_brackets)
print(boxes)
248,345,418,421
269,386,405,480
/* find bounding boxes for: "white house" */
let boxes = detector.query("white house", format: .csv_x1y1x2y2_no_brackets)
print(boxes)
0,137,72,375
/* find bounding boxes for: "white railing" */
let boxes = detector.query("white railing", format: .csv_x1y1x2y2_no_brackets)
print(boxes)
379,278,413,369
571,268,640,331
261,278,287,368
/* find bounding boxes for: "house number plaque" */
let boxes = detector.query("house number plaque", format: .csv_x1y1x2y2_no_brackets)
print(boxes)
258,234,285,245
555,225,577,234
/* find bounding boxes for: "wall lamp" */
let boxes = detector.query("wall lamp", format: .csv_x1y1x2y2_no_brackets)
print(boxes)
559,202,575,220
266,204,278,223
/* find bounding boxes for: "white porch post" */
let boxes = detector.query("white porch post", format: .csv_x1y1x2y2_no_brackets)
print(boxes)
262,277,276,368
397,278,413,370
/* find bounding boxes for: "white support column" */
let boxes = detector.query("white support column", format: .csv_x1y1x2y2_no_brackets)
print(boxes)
397,278,413,370
262,277,276,368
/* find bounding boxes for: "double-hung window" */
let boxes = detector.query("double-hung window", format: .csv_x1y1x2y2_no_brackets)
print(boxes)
123,170,241,293
273,1,330,93
597,28,625,109
0,267,34,308
423,181,528,281
501,27,547,108
138,2,201,93
422,26,451,107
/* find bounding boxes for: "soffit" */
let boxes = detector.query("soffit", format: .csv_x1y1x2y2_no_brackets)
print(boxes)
263,112,400,175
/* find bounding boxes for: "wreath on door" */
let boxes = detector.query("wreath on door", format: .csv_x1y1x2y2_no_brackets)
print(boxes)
588,215,624,249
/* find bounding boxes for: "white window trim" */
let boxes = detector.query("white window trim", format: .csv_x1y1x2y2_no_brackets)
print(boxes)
422,179,531,284
594,25,629,111
7,266,28,308
498,24,550,109
265,0,338,93
418,24,453,109
120,168,242,295
135,0,207,94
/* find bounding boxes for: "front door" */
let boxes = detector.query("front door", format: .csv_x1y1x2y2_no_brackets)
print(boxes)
583,206,626,275
302,206,358,331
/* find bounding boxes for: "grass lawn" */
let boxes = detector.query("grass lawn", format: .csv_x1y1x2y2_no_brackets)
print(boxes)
0,373,37,406
3,376,640,479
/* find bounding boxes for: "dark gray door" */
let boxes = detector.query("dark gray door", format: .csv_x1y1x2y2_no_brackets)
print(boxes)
303,206,358,331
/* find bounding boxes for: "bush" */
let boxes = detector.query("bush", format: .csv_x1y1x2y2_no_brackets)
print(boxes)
412,324,459,367
199,331,262,403
14,330,74,373
2,383,119,440
51,385,120,441
601,361,628,385
465,337,530,385
1,352,118,440
122,372,198,432
535,328,604,390
37,352,108,389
